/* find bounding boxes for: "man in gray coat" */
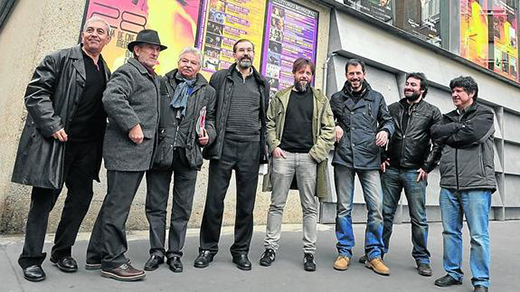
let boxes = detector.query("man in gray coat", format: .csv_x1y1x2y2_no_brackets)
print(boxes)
11,17,111,282
85,29,167,282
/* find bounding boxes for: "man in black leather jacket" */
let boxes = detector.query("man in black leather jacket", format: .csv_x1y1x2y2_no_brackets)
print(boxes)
11,17,111,282
379,72,442,277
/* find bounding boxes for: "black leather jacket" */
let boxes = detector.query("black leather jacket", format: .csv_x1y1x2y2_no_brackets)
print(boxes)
385,98,442,172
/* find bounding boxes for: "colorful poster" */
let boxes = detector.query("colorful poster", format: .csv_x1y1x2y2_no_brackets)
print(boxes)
394,0,441,46
490,0,518,81
196,0,267,77
343,0,392,22
460,0,489,68
261,0,318,95
84,0,204,75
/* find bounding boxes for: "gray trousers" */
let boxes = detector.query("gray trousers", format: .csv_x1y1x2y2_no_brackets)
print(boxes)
264,152,318,254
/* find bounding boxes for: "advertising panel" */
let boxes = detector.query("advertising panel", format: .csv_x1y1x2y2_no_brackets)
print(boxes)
196,0,267,76
261,0,319,95
460,0,489,68
490,0,518,81
394,0,441,46
343,0,392,22
84,0,204,75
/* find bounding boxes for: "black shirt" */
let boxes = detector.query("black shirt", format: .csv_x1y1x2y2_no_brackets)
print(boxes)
68,50,107,142
279,89,314,153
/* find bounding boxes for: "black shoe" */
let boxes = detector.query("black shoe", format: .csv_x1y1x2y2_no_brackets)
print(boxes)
194,250,214,268
259,249,276,267
23,265,46,282
233,254,252,271
358,255,367,264
474,285,489,292
167,256,183,273
303,253,316,272
434,274,462,287
50,256,78,273
144,254,164,271
417,263,432,277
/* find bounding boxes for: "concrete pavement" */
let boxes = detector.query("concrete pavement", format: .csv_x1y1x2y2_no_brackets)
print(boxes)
1,221,519,292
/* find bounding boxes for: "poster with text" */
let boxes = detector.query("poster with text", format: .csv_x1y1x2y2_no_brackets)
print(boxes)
490,0,518,81
460,0,489,68
343,0,392,22
196,0,267,77
261,0,318,95
394,0,441,46
84,0,204,75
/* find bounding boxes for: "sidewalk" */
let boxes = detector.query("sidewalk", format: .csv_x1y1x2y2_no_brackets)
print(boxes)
1,221,518,292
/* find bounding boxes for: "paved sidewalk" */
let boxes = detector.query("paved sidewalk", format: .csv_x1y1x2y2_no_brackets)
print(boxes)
1,221,518,292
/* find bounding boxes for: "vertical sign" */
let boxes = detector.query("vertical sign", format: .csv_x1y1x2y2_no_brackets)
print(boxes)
490,0,518,81
460,0,489,68
196,0,267,77
261,0,319,95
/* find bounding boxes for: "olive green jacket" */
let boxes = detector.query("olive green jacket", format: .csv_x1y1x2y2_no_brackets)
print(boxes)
262,86,335,199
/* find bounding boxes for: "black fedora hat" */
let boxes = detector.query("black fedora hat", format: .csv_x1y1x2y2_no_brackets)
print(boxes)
127,29,168,52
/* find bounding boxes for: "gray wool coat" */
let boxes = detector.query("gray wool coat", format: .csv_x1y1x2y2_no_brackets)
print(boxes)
102,57,160,171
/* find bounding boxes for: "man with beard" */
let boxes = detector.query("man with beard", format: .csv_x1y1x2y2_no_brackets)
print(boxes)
331,59,394,275
194,39,269,271
11,17,111,282
376,72,442,276
143,47,216,273
259,58,335,271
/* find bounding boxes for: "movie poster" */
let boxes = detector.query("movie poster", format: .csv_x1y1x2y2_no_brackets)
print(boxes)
460,0,489,68
394,0,441,46
343,0,392,22
84,0,204,75
261,0,319,95
196,0,267,76
490,0,518,81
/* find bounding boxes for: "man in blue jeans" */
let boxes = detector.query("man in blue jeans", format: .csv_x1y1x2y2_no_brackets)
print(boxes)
378,72,442,276
431,76,495,292
330,59,394,275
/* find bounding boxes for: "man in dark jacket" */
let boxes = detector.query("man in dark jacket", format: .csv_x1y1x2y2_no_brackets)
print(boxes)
85,29,167,282
11,17,111,282
195,39,269,271
432,76,495,292
143,47,216,273
379,72,442,276
330,59,394,275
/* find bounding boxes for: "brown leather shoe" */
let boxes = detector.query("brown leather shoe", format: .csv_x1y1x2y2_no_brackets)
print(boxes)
333,256,350,271
365,257,390,276
101,263,145,281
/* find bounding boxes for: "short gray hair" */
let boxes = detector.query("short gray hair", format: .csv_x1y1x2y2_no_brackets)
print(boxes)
83,16,111,36
178,47,202,65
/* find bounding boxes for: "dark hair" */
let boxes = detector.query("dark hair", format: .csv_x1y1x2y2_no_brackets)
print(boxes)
345,59,366,73
449,76,479,101
292,57,315,75
233,39,254,53
406,72,429,98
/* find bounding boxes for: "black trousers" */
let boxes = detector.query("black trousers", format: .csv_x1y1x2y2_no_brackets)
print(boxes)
199,138,260,256
145,149,198,258
18,141,99,269
86,170,145,270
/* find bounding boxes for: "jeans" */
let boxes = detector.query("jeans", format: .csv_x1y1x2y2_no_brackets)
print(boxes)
334,165,384,260
264,152,318,254
382,167,430,264
439,188,491,288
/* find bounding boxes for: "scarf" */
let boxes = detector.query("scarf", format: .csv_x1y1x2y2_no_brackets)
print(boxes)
170,72,197,117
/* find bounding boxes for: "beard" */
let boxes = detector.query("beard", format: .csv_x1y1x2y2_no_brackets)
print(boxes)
238,57,252,69
294,80,309,92
405,91,421,102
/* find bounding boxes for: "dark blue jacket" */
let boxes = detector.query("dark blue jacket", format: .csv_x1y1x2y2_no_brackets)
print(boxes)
331,81,394,170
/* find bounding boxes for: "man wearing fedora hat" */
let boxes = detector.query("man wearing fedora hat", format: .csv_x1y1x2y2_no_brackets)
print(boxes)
85,29,167,282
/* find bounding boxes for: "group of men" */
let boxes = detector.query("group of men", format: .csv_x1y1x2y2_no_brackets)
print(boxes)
11,17,494,292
